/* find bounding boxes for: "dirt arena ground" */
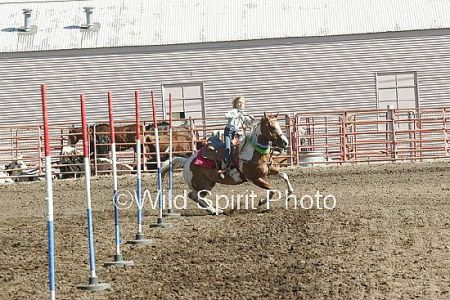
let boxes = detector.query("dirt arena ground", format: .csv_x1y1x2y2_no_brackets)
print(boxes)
1,161,450,299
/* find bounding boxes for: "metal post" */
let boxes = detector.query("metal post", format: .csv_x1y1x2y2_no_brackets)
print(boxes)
142,123,148,172
353,115,358,161
150,91,172,228
9,129,13,158
294,114,300,166
386,105,396,159
163,93,180,217
342,113,348,162
324,116,329,161
286,114,294,166
408,111,415,158
189,117,196,153
15,129,18,158
92,124,97,176
444,108,449,157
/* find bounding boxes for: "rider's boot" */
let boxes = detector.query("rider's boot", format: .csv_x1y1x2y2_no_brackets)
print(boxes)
218,161,227,179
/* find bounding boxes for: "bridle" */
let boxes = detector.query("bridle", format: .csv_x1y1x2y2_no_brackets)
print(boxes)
260,117,284,148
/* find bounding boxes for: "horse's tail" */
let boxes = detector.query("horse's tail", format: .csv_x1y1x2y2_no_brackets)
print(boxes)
161,157,188,179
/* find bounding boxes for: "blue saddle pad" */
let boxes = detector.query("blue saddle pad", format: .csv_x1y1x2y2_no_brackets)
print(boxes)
207,136,225,149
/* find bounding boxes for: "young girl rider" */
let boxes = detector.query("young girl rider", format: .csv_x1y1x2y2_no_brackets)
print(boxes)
221,96,254,177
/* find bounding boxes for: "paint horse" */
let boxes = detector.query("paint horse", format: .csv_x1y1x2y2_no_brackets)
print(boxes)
146,128,206,162
161,113,294,215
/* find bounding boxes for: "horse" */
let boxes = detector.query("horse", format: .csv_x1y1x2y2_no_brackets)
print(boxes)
67,126,90,146
93,122,193,165
68,121,170,155
94,121,171,155
92,123,138,155
68,123,143,160
161,113,294,215
144,121,206,169
146,129,205,161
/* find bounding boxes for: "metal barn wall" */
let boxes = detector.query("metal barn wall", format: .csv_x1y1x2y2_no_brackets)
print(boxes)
1,32,450,126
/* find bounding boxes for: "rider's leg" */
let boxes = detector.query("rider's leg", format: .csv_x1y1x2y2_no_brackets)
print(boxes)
224,125,236,167
224,127,232,164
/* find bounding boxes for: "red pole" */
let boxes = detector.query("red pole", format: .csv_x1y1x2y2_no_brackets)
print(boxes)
108,92,115,144
80,95,89,159
41,85,51,157
135,91,141,139
151,91,158,129
169,93,173,129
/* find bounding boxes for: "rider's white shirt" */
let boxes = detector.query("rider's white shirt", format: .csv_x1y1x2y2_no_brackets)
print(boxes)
225,109,253,135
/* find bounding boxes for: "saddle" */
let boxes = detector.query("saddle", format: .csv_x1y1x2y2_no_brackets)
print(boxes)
201,136,238,162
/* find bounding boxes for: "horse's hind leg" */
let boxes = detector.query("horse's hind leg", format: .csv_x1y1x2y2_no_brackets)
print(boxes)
188,190,223,216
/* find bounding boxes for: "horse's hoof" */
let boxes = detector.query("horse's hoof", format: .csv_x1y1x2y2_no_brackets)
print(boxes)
258,199,267,207
207,208,223,215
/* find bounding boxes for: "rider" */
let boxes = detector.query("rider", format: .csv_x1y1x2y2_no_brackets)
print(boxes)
220,96,253,178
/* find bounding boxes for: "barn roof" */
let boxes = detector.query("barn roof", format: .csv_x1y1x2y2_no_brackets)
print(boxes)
1,0,450,53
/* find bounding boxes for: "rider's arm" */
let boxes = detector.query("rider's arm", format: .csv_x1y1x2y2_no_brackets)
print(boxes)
241,113,253,126
225,109,239,120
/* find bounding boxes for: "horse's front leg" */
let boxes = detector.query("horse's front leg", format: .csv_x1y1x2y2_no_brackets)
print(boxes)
251,177,276,207
268,165,294,196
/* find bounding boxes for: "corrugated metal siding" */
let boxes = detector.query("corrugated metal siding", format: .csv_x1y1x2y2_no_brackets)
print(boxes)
2,0,450,52
2,33,450,126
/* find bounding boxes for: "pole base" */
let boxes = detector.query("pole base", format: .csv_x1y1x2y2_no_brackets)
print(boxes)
77,276,111,291
103,254,134,268
162,210,181,218
149,218,172,228
127,233,153,245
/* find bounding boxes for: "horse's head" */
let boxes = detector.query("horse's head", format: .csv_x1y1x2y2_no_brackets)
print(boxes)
92,124,111,155
68,126,82,145
260,113,289,150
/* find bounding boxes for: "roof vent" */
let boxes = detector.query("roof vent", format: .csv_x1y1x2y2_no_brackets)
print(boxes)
21,9,32,32
82,7,94,29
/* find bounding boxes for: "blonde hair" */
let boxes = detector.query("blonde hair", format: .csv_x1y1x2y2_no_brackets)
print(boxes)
232,96,245,108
